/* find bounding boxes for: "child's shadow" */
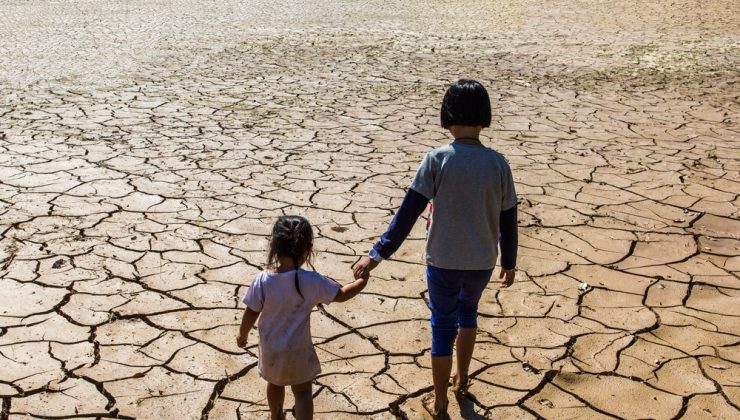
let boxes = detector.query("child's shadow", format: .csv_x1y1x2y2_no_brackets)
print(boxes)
454,393,487,420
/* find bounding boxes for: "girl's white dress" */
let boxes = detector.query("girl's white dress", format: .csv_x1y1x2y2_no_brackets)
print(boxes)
243,269,340,386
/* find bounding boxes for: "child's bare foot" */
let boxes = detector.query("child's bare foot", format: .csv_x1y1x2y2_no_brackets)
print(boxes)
422,394,449,419
270,411,285,420
451,373,469,396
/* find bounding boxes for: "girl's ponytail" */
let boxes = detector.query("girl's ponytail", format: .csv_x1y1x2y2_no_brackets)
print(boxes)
292,255,303,299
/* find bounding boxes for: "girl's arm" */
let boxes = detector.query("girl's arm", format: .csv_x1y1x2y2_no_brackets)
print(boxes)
498,204,518,287
371,188,429,259
333,274,369,303
236,307,260,348
353,189,429,278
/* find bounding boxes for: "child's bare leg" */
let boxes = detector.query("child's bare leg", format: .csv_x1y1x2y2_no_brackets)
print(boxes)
454,327,477,388
291,381,313,420
431,355,452,411
266,382,285,420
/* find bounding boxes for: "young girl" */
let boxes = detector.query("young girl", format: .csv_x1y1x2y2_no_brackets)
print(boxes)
236,215,368,420
353,79,518,418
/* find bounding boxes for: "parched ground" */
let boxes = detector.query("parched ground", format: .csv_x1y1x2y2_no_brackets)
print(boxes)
1,0,739,419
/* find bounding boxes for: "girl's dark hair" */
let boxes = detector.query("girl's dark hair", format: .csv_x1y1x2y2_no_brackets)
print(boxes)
267,215,314,299
440,79,492,128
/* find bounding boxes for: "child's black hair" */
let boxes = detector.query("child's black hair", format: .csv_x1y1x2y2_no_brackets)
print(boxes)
440,79,492,129
267,215,314,299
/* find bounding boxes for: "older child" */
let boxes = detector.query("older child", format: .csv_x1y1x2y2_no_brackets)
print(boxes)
237,216,368,420
354,79,518,418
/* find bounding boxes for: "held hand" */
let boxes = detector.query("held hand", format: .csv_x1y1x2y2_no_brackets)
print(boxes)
498,268,515,288
236,333,248,349
353,256,379,279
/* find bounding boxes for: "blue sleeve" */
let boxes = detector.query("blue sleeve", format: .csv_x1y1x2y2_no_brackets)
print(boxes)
372,188,430,259
499,204,518,269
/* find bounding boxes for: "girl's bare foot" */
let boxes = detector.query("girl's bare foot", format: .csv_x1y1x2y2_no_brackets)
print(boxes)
422,394,449,419
451,373,469,396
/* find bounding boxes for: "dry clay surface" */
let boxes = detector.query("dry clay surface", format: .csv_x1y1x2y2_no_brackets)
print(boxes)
1,0,739,419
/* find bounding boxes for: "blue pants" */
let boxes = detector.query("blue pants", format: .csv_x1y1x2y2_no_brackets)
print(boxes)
427,266,493,357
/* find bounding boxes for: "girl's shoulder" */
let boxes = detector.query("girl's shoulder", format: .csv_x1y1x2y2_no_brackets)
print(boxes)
297,268,331,282
298,269,341,303
255,269,286,284
257,269,336,288
297,269,341,290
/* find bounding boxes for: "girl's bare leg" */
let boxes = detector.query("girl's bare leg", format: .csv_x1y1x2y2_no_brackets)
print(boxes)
431,355,452,412
291,381,313,420
454,327,477,389
266,382,285,420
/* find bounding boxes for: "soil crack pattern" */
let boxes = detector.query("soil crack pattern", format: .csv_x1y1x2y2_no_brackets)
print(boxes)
0,0,738,419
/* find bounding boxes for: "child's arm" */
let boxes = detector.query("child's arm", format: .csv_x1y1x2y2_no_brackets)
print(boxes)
353,189,429,278
498,204,518,288
236,307,260,348
333,274,369,303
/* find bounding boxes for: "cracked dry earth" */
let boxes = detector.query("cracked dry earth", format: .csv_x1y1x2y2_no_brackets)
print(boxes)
1,0,739,419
